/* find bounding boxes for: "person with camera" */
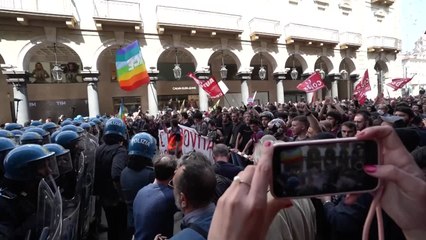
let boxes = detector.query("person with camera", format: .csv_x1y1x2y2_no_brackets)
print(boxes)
208,126,426,240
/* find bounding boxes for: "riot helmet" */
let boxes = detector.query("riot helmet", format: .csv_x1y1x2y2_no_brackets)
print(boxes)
61,124,84,135
4,123,23,131
80,123,91,132
30,120,43,127
20,132,44,145
72,120,82,126
50,130,61,144
26,127,51,144
0,137,16,177
55,130,82,151
42,122,58,134
3,144,57,182
43,143,73,176
10,129,23,144
104,118,127,139
60,119,72,127
0,129,15,141
128,132,157,159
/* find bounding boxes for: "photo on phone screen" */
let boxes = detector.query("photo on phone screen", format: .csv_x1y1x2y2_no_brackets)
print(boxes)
272,139,379,198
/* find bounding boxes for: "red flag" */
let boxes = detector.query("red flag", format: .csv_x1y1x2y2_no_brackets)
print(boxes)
353,70,371,105
353,70,371,97
386,77,413,91
296,72,325,93
187,72,224,99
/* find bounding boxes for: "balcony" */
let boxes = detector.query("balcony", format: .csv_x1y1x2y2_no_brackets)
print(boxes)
0,0,77,28
371,0,395,6
284,23,339,46
339,32,362,49
367,36,401,53
93,0,143,32
156,6,243,37
248,18,281,41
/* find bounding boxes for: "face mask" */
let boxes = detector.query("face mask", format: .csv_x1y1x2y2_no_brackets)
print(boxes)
377,110,384,115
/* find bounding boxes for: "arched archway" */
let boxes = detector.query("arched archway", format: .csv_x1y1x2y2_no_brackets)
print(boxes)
339,58,357,99
157,47,196,81
24,42,82,83
314,56,333,75
207,50,240,80
339,57,356,75
155,48,198,110
374,60,388,96
249,52,275,81
285,54,308,80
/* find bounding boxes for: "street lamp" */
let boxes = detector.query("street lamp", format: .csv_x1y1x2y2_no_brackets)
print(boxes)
340,61,348,80
172,48,182,80
340,69,348,80
51,43,63,81
258,53,266,80
220,50,227,80
290,54,298,80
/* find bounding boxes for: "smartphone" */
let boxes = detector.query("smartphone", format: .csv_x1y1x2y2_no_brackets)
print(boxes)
271,138,380,198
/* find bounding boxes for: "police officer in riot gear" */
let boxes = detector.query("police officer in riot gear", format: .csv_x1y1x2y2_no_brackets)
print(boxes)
55,130,83,199
0,137,16,182
120,132,156,237
94,118,128,240
0,144,57,239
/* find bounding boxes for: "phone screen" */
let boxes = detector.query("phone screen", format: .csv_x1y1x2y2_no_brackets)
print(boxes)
272,139,379,198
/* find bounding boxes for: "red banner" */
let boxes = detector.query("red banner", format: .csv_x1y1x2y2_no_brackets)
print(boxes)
353,70,371,96
187,72,224,99
386,77,413,91
353,70,371,105
296,72,325,93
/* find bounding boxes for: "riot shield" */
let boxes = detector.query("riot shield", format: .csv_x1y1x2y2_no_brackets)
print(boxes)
61,197,80,240
37,178,62,240
61,153,84,240
79,137,97,238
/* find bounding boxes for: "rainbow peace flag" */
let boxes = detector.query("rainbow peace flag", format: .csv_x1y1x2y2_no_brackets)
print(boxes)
115,41,150,91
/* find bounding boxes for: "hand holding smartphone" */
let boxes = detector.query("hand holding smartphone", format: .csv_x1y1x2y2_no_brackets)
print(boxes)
271,138,380,198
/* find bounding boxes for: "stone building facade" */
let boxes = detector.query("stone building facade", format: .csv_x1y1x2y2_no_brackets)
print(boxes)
0,0,402,124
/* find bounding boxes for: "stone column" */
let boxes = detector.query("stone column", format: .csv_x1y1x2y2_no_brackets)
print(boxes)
81,70,100,117
148,68,159,115
87,83,100,117
237,70,252,105
2,70,30,124
13,83,30,124
331,74,339,99
273,71,287,104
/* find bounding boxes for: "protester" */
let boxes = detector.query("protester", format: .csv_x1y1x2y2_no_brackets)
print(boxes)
170,152,216,239
212,144,242,180
133,155,177,240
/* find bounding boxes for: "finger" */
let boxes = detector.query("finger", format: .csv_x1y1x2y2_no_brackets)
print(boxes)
356,126,410,155
226,166,256,196
249,141,273,200
364,164,426,196
356,126,411,166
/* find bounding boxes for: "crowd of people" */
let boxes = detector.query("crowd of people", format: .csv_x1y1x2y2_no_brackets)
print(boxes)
0,90,425,240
